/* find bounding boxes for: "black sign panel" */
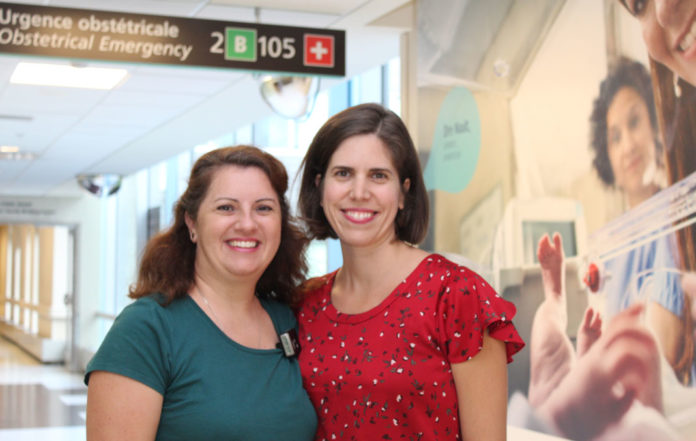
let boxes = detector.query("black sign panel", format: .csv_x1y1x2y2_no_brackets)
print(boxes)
0,2,345,76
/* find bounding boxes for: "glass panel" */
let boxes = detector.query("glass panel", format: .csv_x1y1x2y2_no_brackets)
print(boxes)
147,161,167,236
3,233,10,322
23,227,32,308
162,157,179,228
386,57,401,113
350,66,382,105
328,81,349,116
193,141,221,160
31,310,37,334
297,91,329,157
254,115,295,149
236,124,253,145
31,229,39,307
306,240,327,278
102,197,117,314
176,150,192,197
115,174,140,314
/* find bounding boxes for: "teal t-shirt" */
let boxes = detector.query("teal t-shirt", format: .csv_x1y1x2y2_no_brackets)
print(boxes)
85,294,317,441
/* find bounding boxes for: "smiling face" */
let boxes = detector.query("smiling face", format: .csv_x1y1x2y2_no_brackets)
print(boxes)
623,0,696,86
606,86,658,200
320,134,408,250
186,165,281,285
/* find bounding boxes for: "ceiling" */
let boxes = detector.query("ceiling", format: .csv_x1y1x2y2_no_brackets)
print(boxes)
0,0,410,197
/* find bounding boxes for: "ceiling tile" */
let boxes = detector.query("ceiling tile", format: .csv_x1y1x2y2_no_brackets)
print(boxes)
0,84,108,114
116,72,232,95
0,114,82,151
101,90,207,108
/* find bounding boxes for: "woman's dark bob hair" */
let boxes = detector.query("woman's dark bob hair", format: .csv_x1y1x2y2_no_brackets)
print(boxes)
590,57,661,186
130,145,308,307
298,102,429,244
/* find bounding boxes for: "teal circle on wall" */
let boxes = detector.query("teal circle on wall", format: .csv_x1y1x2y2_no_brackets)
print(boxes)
423,87,481,193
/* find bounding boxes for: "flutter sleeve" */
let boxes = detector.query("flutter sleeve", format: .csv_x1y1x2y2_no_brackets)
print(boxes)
436,261,524,364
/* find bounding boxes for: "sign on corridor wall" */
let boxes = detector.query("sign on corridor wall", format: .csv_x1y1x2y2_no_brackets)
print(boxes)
0,2,345,76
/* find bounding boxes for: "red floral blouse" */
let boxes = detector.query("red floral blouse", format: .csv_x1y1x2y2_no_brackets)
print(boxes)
298,254,524,441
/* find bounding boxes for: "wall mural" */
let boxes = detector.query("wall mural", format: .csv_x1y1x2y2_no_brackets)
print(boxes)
417,0,696,439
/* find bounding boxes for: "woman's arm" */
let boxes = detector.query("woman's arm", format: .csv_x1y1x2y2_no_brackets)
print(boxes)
87,371,164,441
452,331,508,441
646,301,683,366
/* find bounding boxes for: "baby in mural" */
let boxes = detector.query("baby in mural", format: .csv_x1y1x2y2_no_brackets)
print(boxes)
517,53,696,440
518,232,685,441
528,233,602,409
512,233,671,439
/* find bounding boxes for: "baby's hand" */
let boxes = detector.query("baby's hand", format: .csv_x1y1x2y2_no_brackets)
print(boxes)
576,307,602,357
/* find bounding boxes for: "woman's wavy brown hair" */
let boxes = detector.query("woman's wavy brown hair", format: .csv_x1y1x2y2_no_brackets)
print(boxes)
649,58,696,385
129,145,308,307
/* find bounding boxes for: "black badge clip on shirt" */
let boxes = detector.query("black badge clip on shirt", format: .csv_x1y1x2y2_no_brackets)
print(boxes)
278,328,301,358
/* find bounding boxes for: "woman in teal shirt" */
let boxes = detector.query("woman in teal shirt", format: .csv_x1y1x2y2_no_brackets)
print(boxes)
85,146,317,440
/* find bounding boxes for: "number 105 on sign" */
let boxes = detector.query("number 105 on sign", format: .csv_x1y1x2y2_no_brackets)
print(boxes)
209,28,296,62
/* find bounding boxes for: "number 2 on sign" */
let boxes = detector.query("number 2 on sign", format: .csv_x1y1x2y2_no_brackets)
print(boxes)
210,31,224,54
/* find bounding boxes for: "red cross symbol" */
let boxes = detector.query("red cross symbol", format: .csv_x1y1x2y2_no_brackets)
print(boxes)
304,34,334,67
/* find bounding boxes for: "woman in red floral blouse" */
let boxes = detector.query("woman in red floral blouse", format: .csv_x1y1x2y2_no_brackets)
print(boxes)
296,102,525,441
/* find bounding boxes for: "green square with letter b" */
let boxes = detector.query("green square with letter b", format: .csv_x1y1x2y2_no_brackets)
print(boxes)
225,28,257,62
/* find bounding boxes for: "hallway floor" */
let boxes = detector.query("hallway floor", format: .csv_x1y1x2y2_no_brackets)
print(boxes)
0,336,86,440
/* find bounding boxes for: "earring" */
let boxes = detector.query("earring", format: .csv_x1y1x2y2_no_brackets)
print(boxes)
674,73,682,98
190,231,196,242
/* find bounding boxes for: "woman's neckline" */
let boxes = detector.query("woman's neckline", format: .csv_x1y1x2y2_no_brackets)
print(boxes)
322,253,438,323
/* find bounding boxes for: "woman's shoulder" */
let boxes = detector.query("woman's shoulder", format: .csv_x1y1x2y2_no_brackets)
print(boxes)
300,271,337,295
296,271,337,309
259,296,296,318
258,297,296,330
415,253,496,293
416,253,473,277
115,293,188,325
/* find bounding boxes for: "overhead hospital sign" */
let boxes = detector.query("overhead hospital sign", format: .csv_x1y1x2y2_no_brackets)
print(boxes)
0,2,345,76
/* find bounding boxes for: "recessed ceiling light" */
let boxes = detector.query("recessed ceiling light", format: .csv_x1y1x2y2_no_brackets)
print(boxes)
11,62,129,90
0,152,37,161
0,145,37,160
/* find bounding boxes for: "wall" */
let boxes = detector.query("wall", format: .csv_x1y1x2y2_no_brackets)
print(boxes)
422,88,515,258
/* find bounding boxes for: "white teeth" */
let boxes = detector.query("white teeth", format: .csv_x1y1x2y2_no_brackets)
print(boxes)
680,20,696,52
346,210,373,220
228,240,257,248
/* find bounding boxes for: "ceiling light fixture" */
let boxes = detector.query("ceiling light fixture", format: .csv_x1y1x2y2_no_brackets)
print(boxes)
76,173,123,197
259,76,320,119
0,145,37,160
11,62,129,90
